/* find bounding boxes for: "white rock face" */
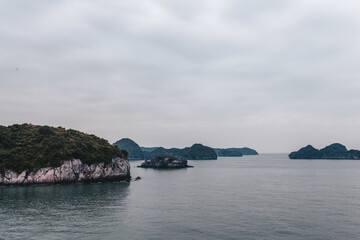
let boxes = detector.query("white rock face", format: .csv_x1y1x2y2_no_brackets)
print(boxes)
60,160,76,182
11,170,27,184
0,158,130,186
24,172,35,184
4,171,18,185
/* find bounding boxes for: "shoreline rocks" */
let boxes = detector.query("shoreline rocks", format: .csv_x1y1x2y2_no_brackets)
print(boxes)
0,158,130,186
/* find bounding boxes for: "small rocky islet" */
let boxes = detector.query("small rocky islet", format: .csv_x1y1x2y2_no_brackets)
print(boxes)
289,143,360,159
138,155,193,169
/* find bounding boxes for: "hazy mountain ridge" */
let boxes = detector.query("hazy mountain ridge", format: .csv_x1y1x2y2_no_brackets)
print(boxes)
143,144,218,160
214,147,258,156
115,138,217,160
117,138,258,160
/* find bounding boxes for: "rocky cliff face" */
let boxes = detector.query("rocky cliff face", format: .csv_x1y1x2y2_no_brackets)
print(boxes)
0,158,130,186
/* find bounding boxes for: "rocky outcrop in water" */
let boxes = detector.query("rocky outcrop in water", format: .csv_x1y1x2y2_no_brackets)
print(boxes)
0,158,130,186
138,155,193,169
289,143,360,159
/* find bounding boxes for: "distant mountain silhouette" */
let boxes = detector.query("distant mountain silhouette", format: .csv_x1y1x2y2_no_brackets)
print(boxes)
213,147,258,157
114,138,217,160
114,138,144,160
289,143,360,159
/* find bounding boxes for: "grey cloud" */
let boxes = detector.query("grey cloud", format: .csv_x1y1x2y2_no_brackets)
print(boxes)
1,0,360,152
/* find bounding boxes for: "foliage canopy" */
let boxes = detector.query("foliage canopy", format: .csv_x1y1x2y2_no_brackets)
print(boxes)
0,124,126,173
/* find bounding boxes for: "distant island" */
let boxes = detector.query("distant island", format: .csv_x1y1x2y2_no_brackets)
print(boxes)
115,138,258,160
114,138,217,160
138,155,193,169
144,144,217,160
141,147,159,152
0,124,130,186
289,143,360,159
114,138,144,160
213,147,258,157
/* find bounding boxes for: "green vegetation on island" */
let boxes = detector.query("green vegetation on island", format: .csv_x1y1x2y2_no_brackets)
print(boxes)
141,147,159,152
289,143,360,159
0,124,127,173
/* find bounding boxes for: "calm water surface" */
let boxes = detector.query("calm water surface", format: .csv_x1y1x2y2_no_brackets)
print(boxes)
1,154,360,240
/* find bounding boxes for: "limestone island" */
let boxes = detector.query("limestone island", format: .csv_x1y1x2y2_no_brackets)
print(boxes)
114,138,144,160
213,147,258,157
0,124,131,186
114,138,217,160
289,143,360,159
138,155,193,169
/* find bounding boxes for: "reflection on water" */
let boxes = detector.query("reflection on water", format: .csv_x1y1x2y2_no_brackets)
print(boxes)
0,183,130,240
2,155,360,240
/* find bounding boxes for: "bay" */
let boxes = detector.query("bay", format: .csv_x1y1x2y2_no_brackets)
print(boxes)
1,154,360,240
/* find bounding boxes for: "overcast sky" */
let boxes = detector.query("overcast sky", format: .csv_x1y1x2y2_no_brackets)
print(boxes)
1,0,360,153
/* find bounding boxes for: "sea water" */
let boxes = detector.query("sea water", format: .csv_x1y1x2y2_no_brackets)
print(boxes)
1,154,360,240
